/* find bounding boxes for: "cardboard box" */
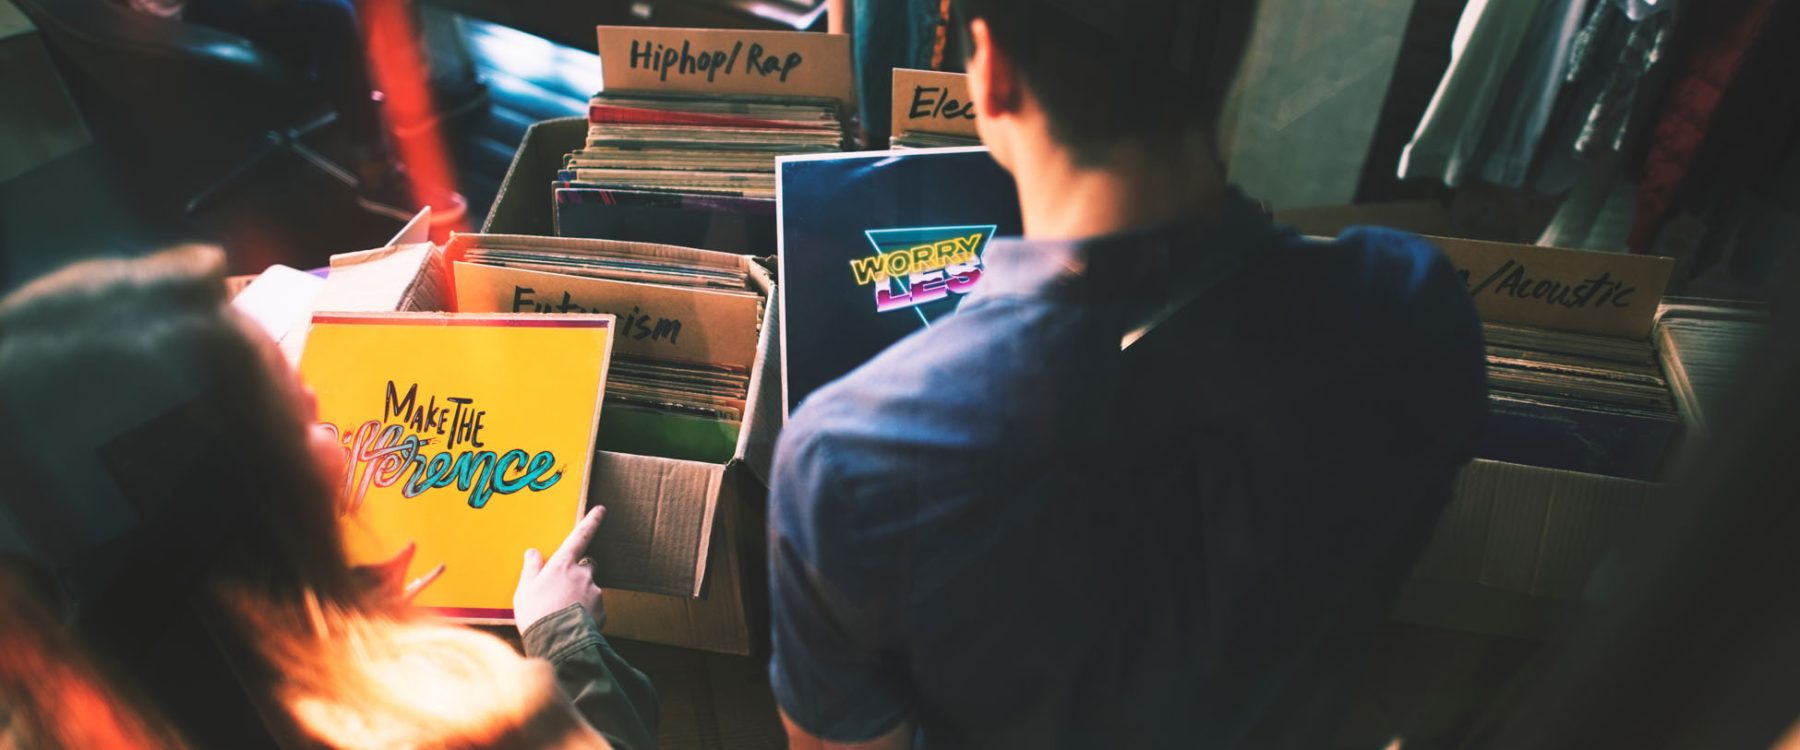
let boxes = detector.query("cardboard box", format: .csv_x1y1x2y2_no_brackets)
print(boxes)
1411,459,1654,600
443,233,781,655
483,117,777,256
483,118,573,237
275,226,777,654
1397,458,1659,640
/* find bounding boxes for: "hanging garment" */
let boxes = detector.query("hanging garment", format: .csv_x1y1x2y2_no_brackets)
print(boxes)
1616,0,1671,19
1572,9,1673,156
1631,0,1795,251
1397,0,1550,187
1525,1,1676,195
1466,0,1594,188
851,0,954,146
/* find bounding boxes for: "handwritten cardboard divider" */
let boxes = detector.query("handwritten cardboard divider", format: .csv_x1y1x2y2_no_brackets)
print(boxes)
454,262,761,371
891,68,978,138
1428,236,1674,340
597,25,854,113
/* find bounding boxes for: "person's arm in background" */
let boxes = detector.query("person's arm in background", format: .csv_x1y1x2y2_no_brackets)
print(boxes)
515,506,660,750
784,713,913,750
829,0,850,34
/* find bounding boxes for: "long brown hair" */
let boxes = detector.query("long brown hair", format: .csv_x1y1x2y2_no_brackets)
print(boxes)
0,246,362,615
0,248,605,748
0,561,186,749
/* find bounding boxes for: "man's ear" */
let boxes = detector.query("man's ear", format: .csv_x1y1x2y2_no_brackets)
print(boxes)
966,18,1022,120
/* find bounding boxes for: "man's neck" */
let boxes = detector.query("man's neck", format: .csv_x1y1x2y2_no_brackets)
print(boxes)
1011,133,1228,240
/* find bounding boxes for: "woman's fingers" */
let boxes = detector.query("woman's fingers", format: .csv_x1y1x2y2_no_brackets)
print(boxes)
549,505,606,567
404,563,447,601
519,548,544,585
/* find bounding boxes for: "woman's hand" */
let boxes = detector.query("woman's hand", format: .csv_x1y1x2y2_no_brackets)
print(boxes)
514,505,607,635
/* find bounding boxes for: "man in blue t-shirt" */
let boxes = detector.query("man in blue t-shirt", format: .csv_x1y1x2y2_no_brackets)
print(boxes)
768,1,1488,747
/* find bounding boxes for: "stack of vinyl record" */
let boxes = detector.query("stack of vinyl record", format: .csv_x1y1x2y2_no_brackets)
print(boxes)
1478,322,1680,480
1656,300,1770,431
562,91,848,199
889,131,980,149
456,239,762,462
1484,323,1674,414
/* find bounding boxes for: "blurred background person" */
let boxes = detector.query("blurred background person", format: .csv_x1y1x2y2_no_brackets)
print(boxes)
827,0,957,146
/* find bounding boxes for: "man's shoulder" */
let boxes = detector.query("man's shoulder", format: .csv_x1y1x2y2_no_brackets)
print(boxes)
778,297,1078,488
1259,225,1476,349
1281,226,1463,307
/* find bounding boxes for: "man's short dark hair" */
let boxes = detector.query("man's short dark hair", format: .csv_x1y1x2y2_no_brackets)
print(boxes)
953,0,1258,163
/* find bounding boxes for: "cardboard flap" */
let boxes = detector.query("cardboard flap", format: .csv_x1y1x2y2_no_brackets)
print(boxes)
1416,459,1656,599
586,451,723,597
891,68,978,139
737,261,781,482
388,207,433,247
319,242,448,314
276,242,446,362
597,26,854,112
1429,236,1674,339
453,261,763,370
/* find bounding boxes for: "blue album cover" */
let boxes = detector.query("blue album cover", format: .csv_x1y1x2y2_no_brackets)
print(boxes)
1480,395,1681,480
777,147,1023,414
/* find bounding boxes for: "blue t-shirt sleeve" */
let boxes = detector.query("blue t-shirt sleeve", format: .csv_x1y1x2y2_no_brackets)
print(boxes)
767,417,912,742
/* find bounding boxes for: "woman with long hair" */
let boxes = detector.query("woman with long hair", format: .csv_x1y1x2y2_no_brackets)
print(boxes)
0,246,655,749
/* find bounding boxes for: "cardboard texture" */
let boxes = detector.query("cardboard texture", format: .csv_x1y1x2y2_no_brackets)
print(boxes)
298,312,616,622
448,244,764,370
1427,236,1674,340
891,68,978,139
601,465,761,652
318,242,448,314
597,26,854,112
452,258,761,367
483,118,578,237
1411,459,1655,600
584,452,718,598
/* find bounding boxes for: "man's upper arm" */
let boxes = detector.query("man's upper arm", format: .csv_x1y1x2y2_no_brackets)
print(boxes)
768,416,914,743
782,709,915,750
